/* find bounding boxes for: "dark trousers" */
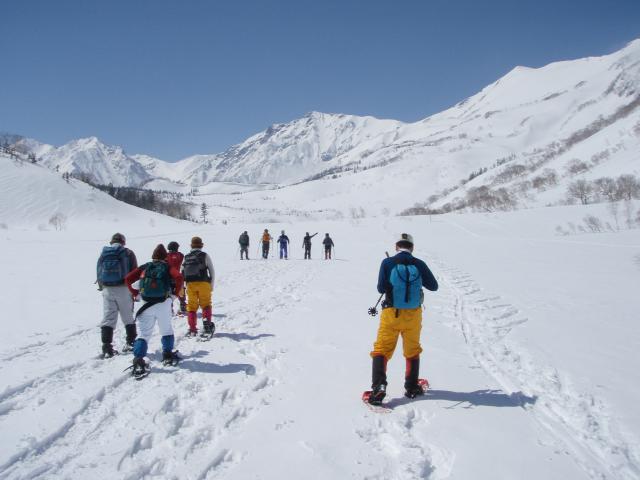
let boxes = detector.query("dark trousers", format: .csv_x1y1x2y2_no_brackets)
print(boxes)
325,247,332,259
240,245,249,260
262,242,270,259
304,246,311,259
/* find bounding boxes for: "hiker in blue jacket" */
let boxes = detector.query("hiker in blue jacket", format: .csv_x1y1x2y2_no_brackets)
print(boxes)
277,230,290,259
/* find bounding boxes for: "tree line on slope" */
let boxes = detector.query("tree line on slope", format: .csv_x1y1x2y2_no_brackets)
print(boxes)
72,174,195,221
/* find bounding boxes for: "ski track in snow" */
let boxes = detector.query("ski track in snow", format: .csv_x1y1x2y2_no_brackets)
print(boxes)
433,259,640,480
0,259,318,480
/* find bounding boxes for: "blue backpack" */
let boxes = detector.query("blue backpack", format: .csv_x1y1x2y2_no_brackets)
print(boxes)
389,259,422,309
97,245,130,286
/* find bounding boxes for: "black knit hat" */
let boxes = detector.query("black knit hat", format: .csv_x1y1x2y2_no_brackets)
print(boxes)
110,232,126,245
167,241,179,252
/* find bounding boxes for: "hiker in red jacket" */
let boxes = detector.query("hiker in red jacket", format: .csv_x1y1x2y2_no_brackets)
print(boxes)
167,241,186,314
125,244,184,377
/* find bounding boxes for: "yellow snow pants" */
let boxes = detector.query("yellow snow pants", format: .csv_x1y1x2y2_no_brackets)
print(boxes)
370,307,423,360
186,281,212,312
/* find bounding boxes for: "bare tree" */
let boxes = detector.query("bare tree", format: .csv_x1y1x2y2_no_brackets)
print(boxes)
616,174,640,201
607,201,620,231
531,168,558,191
594,177,617,202
566,158,590,176
624,200,634,229
49,213,67,231
583,215,603,233
567,180,593,205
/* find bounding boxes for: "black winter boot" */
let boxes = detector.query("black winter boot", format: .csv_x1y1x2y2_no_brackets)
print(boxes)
369,355,388,405
125,324,137,348
404,356,424,398
203,320,215,335
101,326,117,358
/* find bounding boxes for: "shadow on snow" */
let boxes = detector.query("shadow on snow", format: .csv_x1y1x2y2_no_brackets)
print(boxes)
386,389,537,409
214,332,275,342
155,359,256,375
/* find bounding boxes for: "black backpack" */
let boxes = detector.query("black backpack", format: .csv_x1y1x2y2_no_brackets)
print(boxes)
183,251,209,282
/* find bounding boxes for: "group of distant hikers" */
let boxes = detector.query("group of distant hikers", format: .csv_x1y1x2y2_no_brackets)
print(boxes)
238,229,335,260
96,230,439,403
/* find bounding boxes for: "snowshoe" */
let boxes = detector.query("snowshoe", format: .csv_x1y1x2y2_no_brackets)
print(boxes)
364,384,386,405
129,357,149,380
121,343,134,354
405,378,430,399
162,350,181,366
362,385,391,413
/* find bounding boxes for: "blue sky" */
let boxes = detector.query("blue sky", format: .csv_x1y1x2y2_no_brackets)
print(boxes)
1,0,639,160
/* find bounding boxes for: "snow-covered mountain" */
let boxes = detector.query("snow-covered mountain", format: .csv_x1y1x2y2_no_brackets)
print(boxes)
5,39,640,210
39,137,152,187
171,112,404,185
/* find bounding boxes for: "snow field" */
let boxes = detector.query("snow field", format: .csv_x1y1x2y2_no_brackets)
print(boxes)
0,208,639,479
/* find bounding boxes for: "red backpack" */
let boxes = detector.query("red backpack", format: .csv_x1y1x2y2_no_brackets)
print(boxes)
166,251,184,271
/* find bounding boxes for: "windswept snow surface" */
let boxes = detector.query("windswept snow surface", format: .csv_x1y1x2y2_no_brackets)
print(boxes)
1,204,639,479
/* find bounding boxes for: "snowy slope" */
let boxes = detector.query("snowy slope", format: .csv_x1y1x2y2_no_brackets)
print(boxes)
0,153,181,228
0,201,639,479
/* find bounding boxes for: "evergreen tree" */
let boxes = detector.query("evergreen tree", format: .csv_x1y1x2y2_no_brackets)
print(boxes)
200,202,208,223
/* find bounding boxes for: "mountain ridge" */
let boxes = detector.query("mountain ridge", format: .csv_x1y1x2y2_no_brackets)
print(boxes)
4,38,639,204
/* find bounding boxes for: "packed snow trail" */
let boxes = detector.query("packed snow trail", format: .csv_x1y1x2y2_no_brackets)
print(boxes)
1,217,639,479
0,258,319,479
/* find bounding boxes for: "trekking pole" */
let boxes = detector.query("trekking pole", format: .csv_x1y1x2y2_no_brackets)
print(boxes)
368,294,384,316
367,252,390,316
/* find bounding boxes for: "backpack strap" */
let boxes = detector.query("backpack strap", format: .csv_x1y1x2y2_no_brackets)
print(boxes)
135,298,165,318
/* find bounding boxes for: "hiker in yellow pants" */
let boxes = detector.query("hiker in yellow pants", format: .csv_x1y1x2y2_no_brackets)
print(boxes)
368,233,438,405
182,236,215,337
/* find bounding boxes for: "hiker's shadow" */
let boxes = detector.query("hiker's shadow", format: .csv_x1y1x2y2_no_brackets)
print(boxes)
178,359,256,375
386,389,537,410
215,332,275,342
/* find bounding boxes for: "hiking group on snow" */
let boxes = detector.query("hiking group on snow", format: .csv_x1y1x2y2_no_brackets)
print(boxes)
238,229,335,260
96,229,438,401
